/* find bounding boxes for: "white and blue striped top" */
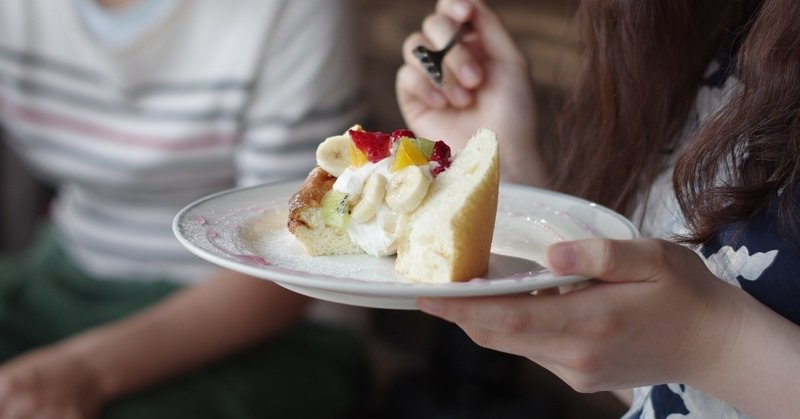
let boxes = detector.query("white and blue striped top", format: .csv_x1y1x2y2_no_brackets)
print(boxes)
0,0,364,284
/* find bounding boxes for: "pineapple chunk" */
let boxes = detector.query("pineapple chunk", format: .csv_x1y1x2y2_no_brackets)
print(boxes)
392,138,428,172
349,142,368,168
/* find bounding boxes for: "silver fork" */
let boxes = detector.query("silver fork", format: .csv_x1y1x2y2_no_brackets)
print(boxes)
413,21,474,87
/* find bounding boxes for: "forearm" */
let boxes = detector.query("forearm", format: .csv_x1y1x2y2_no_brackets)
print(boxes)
61,270,310,401
500,132,547,187
497,73,548,188
691,291,800,418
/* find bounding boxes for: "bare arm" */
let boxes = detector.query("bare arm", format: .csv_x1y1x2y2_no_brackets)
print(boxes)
71,270,310,399
689,290,800,419
418,238,800,419
0,270,309,417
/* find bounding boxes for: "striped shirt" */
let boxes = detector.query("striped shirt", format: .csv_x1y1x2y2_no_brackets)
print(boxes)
0,0,364,284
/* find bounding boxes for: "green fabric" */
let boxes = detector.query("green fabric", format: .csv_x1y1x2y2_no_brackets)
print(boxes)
0,230,368,419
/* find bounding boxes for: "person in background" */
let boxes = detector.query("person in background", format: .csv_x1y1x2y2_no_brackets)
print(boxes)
0,0,366,418
398,0,800,418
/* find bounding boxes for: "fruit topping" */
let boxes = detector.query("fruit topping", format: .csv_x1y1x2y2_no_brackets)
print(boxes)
390,129,416,144
392,138,429,172
386,165,431,213
316,134,352,177
321,190,357,230
349,129,391,162
412,138,435,159
349,141,368,168
350,173,387,223
429,140,452,177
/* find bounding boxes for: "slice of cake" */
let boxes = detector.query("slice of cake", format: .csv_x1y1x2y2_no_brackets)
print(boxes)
288,166,363,256
395,129,499,283
287,126,499,283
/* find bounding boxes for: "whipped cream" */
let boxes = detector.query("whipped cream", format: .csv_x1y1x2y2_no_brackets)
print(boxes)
333,155,435,256
333,157,397,256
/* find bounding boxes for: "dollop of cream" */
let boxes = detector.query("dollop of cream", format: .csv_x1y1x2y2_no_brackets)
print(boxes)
331,150,435,256
346,204,399,256
333,158,398,256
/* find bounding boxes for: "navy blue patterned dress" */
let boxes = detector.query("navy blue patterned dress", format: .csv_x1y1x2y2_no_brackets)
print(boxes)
623,56,800,418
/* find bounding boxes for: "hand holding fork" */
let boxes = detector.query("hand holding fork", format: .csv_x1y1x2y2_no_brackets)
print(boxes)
412,21,474,87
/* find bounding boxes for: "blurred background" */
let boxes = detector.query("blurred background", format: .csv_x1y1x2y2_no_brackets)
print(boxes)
0,1,628,417
1,0,580,255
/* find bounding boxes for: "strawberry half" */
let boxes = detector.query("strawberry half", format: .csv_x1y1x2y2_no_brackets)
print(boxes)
349,129,391,162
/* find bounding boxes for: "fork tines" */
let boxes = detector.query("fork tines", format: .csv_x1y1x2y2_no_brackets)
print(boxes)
413,46,445,86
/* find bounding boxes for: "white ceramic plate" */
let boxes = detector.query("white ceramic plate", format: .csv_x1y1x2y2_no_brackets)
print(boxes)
173,180,638,309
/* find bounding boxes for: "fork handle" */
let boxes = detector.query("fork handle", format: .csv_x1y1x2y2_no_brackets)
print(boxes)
441,21,474,53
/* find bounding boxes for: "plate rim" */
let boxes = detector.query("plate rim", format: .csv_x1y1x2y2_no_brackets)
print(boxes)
173,179,638,299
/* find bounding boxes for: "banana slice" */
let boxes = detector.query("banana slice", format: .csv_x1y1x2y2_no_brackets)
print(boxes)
386,165,431,213
316,134,352,177
350,173,386,223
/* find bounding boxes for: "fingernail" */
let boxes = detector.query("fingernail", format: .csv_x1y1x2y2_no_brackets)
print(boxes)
547,242,577,274
417,298,443,316
452,1,471,20
459,64,482,87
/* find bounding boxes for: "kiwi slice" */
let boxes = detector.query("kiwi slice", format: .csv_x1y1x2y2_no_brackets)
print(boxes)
414,138,436,160
321,190,353,230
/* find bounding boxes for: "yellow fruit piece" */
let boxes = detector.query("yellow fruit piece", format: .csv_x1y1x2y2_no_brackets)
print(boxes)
349,142,368,168
392,139,428,172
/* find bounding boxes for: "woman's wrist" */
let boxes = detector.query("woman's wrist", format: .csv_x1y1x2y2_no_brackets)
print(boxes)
685,284,800,418
680,281,745,390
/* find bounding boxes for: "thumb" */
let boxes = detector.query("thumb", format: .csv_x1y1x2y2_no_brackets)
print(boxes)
545,238,670,283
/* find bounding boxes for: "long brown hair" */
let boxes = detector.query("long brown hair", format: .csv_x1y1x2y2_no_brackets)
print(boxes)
553,0,800,243
675,0,800,243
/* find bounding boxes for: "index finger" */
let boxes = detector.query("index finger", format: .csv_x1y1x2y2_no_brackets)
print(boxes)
436,0,476,23
417,293,572,335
